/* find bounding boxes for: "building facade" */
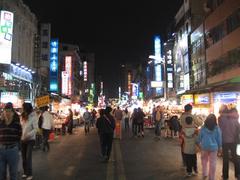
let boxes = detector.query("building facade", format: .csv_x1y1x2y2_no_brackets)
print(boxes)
0,0,38,107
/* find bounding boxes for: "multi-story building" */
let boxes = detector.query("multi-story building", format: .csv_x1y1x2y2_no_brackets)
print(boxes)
59,43,82,103
79,51,96,104
204,0,240,114
173,0,206,96
0,0,38,107
38,23,51,95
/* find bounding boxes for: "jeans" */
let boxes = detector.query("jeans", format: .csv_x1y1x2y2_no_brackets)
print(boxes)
42,129,51,151
222,143,240,179
21,140,35,176
100,133,114,159
84,122,90,134
124,118,129,131
0,145,19,180
155,121,161,136
184,153,197,174
201,150,217,180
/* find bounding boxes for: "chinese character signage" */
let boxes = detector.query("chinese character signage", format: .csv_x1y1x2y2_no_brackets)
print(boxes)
49,39,58,92
83,61,87,81
0,11,14,64
65,56,72,96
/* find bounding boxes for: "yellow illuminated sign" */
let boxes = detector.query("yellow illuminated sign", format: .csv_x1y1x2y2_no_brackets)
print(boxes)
35,95,50,107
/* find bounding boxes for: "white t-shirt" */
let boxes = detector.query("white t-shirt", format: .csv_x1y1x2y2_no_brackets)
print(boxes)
41,111,54,130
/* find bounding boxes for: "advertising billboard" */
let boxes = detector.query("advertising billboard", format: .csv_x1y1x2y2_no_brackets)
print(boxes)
49,39,59,92
194,94,210,105
65,56,72,96
0,11,14,64
61,71,69,95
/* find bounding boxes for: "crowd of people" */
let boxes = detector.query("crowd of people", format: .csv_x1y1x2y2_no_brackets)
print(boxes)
1,101,240,180
94,103,240,180
0,102,75,180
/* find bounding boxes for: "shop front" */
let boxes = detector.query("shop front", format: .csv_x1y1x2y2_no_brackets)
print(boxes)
0,64,33,108
193,93,211,116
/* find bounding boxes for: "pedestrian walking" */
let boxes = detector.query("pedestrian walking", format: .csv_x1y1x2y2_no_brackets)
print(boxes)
114,106,123,139
123,108,130,131
136,107,145,137
0,102,22,180
91,109,97,127
21,102,38,180
96,107,115,162
131,108,138,138
179,104,202,167
218,105,240,180
182,116,198,177
197,114,222,180
40,106,54,152
83,108,92,135
153,106,163,140
67,109,74,135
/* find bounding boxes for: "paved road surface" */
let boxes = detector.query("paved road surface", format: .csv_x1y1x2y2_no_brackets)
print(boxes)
26,127,235,180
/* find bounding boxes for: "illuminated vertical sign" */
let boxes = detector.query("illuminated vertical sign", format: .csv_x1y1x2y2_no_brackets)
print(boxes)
166,50,173,89
100,81,103,95
83,61,87,81
61,71,69,95
0,11,14,64
127,72,132,95
132,83,139,98
49,39,59,92
154,36,163,95
65,56,72,96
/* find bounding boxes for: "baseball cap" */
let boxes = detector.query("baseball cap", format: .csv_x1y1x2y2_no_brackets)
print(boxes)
4,102,14,110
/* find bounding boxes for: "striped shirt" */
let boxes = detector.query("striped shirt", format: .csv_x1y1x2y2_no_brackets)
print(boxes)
0,114,22,145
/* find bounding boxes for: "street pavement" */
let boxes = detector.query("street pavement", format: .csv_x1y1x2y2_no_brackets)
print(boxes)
26,126,236,180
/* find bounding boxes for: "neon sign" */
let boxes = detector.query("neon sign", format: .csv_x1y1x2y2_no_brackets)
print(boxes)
0,11,14,64
49,39,58,92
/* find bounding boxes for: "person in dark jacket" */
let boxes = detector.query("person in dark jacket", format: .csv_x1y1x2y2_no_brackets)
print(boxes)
96,107,115,162
219,105,240,180
67,109,73,134
0,102,22,180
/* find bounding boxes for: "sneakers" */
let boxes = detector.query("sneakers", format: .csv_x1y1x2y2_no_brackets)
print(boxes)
185,173,192,177
22,174,27,178
26,176,33,180
192,171,198,176
22,175,33,180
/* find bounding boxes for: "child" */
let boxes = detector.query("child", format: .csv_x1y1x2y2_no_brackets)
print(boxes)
197,114,222,180
182,116,198,177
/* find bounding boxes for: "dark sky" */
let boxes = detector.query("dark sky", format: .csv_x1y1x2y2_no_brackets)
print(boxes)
22,0,183,98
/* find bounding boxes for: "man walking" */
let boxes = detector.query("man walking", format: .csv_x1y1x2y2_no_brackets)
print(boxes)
154,106,163,140
83,108,92,135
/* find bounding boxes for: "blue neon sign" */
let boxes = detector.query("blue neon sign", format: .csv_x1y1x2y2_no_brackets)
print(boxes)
154,35,163,95
49,39,58,92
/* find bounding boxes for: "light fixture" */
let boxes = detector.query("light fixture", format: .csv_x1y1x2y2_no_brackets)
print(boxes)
31,71,35,74
16,63,20,66
21,65,25,68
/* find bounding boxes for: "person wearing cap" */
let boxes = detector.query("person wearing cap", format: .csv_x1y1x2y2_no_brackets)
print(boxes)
0,102,22,180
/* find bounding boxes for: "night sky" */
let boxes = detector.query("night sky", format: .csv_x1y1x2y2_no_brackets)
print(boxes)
22,0,183,98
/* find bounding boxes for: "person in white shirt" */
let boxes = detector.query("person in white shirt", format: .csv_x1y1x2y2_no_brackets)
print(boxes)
21,103,38,180
40,106,54,152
